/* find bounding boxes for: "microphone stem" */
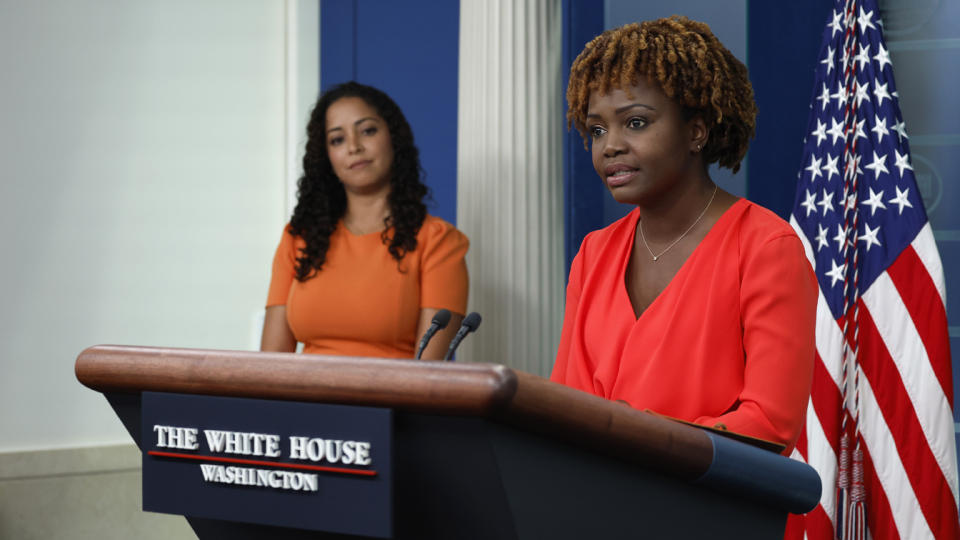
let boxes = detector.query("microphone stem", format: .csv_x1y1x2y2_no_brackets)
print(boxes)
415,325,438,360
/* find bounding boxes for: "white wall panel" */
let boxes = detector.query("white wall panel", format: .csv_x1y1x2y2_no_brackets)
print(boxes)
457,0,564,376
0,0,317,452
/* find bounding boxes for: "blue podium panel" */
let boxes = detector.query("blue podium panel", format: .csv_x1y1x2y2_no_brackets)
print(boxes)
141,392,393,538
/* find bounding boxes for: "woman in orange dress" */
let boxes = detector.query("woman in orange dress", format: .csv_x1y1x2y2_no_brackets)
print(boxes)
261,82,468,360
551,17,817,453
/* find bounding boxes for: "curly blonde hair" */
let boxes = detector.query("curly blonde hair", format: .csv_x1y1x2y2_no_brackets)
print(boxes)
567,16,756,173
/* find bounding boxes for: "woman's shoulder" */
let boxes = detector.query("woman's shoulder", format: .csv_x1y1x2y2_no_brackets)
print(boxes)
579,208,639,255
276,222,301,247
279,221,312,239
733,199,799,242
728,200,808,265
417,214,469,248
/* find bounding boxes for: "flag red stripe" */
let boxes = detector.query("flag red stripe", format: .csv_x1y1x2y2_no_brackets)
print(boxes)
783,460,836,540
807,503,837,540
860,441,902,540
784,512,805,540
858,304,960,537
885,246,954,407
811,350,843,456
785,438,809,540
792,503,836,540
796,422,809,458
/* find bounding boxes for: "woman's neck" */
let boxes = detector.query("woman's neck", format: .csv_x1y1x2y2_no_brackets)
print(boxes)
343,189,391,235
636,175,716,242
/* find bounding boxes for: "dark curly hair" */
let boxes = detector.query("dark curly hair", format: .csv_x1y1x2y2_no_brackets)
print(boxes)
289,82,428,281
567,16,756,173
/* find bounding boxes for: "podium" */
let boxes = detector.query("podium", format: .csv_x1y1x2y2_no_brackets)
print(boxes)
76,345,820,539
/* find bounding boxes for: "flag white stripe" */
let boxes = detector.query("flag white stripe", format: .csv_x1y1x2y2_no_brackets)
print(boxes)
791,215,815,266
862,274,960,504
793,213,842,532
791,216,845,389
910,223,947,306
806,397,839,528
858,372,935,540
818,293,846,391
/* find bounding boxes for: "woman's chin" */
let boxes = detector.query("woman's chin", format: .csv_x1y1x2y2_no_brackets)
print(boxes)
607,186,641,206
343,179,392,197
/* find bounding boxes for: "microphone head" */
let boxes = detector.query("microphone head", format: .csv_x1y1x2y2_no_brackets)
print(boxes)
432,309,452,329
462,312,482,332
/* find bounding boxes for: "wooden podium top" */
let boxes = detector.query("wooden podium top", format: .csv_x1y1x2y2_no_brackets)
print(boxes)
76,344,720,480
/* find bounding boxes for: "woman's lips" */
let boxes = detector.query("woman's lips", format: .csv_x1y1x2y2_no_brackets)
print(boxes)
349,160,372,169
606,168,638,187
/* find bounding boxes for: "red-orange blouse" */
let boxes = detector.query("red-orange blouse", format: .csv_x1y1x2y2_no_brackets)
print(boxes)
550,199,817,453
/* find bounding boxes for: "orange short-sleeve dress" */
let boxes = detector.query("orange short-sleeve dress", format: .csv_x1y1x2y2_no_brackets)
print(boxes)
550,199,817,453
266,215,469,358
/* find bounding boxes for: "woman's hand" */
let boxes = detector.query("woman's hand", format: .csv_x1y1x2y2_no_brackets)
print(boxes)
415,308,464,360
260,305,297,353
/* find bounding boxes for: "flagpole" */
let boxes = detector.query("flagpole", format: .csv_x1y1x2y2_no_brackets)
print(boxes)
835,1,862,536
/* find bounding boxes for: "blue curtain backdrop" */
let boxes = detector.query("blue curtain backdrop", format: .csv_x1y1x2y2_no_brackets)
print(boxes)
319,0,460,226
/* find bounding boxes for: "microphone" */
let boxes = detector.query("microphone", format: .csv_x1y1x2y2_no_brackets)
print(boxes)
443,312,482,361
415,309,452,359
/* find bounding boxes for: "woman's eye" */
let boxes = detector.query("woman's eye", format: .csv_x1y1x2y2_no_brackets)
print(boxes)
328,136,343,146
362,126,378,136
589,126,606,138
627,117,646,129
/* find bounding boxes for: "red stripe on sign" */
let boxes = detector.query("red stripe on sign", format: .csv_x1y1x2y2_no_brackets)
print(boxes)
885,246,954,407
148,451,378,477
860,440,902,540
857,305,960,538
810,350,842,457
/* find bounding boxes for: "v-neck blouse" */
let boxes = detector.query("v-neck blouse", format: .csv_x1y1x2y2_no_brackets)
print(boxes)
550,199,817,453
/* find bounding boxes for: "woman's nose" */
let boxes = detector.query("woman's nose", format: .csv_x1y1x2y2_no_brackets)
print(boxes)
602,129,626,157
347,134,363,154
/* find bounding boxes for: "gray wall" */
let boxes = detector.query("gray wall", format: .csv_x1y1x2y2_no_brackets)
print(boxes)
0,445,194,539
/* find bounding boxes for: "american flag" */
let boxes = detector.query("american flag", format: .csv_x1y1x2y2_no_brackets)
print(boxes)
786,1,958,539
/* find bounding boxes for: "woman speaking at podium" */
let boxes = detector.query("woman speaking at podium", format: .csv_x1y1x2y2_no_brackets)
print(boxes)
551,17,817,453
260,82,469,360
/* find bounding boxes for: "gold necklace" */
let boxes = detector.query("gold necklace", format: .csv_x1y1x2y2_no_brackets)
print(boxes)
638,184,718,262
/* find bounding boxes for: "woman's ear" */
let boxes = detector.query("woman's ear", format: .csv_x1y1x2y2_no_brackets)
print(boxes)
689,115,709,153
